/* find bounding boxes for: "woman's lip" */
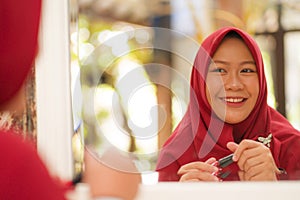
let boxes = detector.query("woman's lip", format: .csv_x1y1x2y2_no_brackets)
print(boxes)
219,97,247,107
220,97,246,102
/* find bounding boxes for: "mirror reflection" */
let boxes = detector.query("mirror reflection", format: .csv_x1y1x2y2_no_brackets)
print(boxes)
71,0,300,184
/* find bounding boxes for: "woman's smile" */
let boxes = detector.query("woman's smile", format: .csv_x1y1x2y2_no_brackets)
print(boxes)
220,96,247,107
205,37,259,124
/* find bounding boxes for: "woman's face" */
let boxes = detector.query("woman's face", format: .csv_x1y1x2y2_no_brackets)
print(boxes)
205,37,259,124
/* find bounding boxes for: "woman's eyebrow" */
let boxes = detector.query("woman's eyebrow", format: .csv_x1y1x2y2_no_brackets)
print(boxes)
211,60,229,65
211,60,256,65
241,61,256,65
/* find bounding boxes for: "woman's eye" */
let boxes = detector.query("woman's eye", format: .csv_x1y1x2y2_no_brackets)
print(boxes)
210,68,226,73
241,68,256,73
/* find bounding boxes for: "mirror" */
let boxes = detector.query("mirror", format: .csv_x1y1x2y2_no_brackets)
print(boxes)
70,0,300,184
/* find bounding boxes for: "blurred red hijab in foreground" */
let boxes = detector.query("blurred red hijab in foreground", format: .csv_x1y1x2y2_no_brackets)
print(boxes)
0,0,40,104
0,0,66,199
156,27,300,181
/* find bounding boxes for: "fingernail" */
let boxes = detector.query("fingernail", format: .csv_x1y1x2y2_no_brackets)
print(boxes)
232,155,237,161
213,166,219,172
212,171,218,176
212,161,218,167
213,176,219,182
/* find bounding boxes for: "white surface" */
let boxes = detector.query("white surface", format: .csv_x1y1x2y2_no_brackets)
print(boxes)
135,181,300,200
141,172,159,185
35,0,74,180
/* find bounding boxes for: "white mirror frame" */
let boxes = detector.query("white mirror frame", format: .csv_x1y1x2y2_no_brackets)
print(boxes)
35,0,74,180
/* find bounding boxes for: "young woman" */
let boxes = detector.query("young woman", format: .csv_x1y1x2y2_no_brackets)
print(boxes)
156,27,300,182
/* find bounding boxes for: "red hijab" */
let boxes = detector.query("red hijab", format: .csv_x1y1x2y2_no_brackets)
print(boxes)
156,27,300,181
0,0,41,104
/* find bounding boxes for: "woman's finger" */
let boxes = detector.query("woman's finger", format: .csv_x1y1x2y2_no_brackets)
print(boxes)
177,161,218,175
179,170,219,182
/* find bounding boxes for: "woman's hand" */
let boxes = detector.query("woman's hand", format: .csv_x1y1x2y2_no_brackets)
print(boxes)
227,140,280,181
177,158,219,182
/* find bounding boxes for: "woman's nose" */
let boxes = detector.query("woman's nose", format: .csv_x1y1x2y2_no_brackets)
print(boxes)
224,73,244,90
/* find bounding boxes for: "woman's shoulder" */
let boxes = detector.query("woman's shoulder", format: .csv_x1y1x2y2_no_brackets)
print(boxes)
0,131,35,155
269,107,300,136
0,130,43,176
0,130,66,200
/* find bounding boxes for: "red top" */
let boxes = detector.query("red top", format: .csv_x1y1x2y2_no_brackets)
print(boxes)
0,132,66,199
156,27,300,181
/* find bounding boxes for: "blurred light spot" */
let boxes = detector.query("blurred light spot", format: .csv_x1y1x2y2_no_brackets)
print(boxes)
111,44,130,57
121,25,135,39
71,31,78,45
79,43,95,60
97,30,112,43
79,27,90,42
135,29,150,44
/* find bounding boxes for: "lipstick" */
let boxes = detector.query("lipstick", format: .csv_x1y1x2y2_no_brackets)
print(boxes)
217,154,234,168
212,154,234,180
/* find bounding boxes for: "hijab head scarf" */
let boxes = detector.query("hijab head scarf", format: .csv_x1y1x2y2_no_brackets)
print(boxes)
0,0,41,104
156,27,300,181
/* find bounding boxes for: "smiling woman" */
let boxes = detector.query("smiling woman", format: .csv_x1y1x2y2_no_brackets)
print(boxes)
206,32,259,124
156,26,300,182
